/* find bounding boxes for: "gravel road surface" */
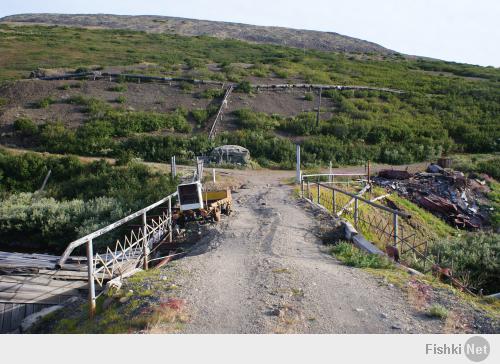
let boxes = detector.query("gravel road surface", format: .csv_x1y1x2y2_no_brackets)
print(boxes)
170,171,442,333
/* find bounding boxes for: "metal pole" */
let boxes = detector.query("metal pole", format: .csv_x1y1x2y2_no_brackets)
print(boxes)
329,161,332,182
86,239,96,319
168,196,172,243
317,183,320,204
143,212,148,270
332,189,336,214
212,168,216,183
307,181,310,200
367,160,371,186
296,144,301,183
393,213,398,248
316,87,322,127
301,178,304,198
354,198,359,227
173,156,176,177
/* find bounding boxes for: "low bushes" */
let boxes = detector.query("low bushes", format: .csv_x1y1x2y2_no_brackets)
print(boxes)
0,193,127,251
234,109,281,130
34,96,55,109
14,117,38,136
428,233,500,294
199,88,225,99
0,151,178,251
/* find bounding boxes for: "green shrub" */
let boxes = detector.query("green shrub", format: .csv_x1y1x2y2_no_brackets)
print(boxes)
0,97,7,108
427,304,449,319
278,112,318,135
14,117,38,136
429,233,500,294
234,109,281,130
38,121,77,153
115,95,126,104
199,88,225,99
236,81,252,93
108,85,127,92
477,158,500,180
330,242,394,269
304,92,314,101
191,108,210,127
35,96,55,109
0,192,127,251
179,81,194,92
0,152,179,250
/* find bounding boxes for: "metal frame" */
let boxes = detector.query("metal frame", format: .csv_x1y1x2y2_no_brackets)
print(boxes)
301,178,433,271
57,192,177,317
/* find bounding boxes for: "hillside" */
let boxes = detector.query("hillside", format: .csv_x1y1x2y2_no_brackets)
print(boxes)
0,13,394,55
0,16,499,335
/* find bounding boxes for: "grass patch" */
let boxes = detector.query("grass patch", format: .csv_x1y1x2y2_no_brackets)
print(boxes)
199,88,225,99
108,84,128,92
427,304,449,319
30,265,188,334
330,241,394,269
34,96,55,109
115,95,126,104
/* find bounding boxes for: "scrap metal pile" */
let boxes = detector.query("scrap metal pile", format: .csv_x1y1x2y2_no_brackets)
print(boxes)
374,163,493,229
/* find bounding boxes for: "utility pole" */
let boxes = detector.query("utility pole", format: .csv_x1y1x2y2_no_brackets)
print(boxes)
316,87,322,127
171,156,176,178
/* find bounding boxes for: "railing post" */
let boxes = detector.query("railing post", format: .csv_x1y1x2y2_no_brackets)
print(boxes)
354,197,359,227
332,188,336,214
317,183,320,204
86,239,96,319
301,178,304,198
143,211,149,270
168,196,173,243
393,213,398,248
306,181,310,200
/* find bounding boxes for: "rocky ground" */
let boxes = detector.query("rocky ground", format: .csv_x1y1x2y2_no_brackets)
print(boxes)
151,170,498,334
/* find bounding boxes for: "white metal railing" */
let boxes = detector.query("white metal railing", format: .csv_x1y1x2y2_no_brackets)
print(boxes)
57,191,177,317
301,177,434,272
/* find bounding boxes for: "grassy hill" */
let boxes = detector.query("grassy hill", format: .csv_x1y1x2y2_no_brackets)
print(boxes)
1,13,394,55
0,23,498,169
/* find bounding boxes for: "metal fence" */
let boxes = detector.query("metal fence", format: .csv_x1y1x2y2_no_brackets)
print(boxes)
57,192,178,317
301,174,433,271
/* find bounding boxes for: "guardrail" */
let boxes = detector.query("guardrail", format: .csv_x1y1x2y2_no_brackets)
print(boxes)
58,192,178,318
301,176,433,272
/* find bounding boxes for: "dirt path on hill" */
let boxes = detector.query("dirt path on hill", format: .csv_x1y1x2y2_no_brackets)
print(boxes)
169,170,443,333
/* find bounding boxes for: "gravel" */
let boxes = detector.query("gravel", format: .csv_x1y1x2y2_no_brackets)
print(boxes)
167,171,446,334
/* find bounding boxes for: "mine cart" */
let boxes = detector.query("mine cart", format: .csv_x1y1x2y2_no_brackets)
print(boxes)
177,182,232,222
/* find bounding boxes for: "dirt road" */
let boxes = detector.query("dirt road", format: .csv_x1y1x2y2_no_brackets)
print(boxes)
171,170,442,333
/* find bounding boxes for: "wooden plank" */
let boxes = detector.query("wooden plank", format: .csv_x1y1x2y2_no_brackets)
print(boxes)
2,303,12,332
0,303,4,332
25,303,34,317
0,281,87,294
0,290,80,305
0,275,87,287
10,304,23,332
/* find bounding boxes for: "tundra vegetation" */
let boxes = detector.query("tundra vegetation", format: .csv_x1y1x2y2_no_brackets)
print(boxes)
0,24,498,295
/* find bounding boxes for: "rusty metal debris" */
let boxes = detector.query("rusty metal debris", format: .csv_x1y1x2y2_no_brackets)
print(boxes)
374,164,492,229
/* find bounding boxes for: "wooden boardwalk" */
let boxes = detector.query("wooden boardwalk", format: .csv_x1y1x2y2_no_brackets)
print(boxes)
0,252,91,333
